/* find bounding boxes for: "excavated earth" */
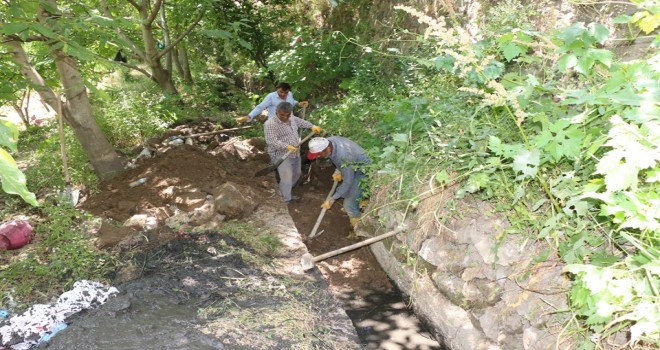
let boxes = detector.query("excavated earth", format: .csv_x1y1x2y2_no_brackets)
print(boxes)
39,120,440,349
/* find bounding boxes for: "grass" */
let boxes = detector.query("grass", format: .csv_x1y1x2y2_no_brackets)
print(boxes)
0,202,115,311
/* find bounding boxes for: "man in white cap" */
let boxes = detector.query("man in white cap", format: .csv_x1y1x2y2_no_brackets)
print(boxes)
265,102,321,203
236,82,308,123
307,136,371,230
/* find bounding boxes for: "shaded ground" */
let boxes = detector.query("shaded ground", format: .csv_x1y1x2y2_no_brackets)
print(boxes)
40,120,440,349
289,165,442,350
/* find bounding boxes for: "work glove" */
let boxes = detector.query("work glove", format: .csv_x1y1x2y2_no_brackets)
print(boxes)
298,101,309,108
332,169,342,182
321,199,335,210
311,126,322,134
235,116,249,124
287,145,298,152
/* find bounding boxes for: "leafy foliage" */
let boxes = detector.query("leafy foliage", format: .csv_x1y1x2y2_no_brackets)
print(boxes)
305,3,660,347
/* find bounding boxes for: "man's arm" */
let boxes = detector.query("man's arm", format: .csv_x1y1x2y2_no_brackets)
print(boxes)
248,94,273,120
332,165,355,200
293,117,314,129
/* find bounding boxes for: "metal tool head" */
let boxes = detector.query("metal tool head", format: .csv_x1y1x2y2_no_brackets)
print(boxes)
300,253,315,271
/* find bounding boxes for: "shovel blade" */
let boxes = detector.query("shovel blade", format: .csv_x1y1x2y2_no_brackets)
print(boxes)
301,253,315,271
254,164,277,177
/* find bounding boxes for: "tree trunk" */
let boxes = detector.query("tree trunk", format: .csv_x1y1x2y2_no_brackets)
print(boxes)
179,46,193,85
159,1,173,77
51,47,125,180
138,4,178,95
173,47,185,79
5,39,124,181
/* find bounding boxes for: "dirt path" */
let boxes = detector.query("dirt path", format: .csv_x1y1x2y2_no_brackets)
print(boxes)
63,120,439,349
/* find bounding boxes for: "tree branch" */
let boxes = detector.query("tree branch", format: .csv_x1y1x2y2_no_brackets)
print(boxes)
155,7,205,60
146,0,163,25
127,0,141,9
3,39,62,114
113,59,153,79
1,34,50,43
98,0,146,60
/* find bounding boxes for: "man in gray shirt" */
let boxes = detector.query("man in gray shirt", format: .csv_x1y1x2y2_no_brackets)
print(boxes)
307,136,371,228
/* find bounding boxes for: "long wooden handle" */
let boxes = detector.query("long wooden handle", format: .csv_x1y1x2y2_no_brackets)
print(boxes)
309,180,339,238
279,131,315,161
312,226,407,262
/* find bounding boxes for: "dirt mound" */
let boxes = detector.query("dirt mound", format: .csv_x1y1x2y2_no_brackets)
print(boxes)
80,123,271,223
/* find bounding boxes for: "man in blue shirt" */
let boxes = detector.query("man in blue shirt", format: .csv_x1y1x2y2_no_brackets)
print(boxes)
237,83,308,123
307,136,371,230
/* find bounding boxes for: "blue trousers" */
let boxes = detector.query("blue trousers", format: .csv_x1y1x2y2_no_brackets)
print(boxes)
276,157,301,202
342,173,365,218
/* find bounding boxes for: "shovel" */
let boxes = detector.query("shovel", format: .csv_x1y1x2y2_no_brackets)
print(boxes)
255,131,315,177
308,179,339,239
300,225,407,271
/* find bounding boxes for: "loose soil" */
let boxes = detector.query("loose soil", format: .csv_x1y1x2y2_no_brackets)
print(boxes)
45,120,440,349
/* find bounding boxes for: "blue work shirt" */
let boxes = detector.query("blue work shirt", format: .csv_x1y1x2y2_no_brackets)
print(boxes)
248,91,298,120
327,136,371,200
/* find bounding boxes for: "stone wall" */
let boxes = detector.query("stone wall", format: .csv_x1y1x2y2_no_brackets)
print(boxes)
360,194,571,350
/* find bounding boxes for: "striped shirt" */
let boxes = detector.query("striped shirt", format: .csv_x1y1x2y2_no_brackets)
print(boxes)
264,116,314,161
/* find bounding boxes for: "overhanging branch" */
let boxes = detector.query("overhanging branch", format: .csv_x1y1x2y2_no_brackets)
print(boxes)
155,7,205,60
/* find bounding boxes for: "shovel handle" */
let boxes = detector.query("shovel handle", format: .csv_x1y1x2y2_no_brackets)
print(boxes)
312,225,407,263
254,131,316,177
278,131,315,161
309,179,339,238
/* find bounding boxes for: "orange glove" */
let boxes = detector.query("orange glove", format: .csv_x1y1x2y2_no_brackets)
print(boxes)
235,116,249,124
321,199,335,210
332,169,342,182
287,145,298,152
311,126,322,134
298,101,309,108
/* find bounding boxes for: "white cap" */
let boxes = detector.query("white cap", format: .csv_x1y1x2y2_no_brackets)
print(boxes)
308,137,329,153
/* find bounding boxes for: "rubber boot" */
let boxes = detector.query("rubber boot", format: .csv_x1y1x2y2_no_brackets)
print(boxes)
347,217,361,240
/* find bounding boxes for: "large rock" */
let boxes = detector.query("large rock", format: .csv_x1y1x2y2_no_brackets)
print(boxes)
174,191,208,212
213,182,259,219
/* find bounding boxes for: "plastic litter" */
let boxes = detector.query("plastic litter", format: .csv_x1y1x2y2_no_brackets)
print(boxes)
128,178,147,188
38,322,68,344
0,280,118,349
0,310,8,319
0,221,33,251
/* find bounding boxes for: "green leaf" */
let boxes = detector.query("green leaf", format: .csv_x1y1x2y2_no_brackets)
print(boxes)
434,170,450,185
558,53,578,72
576,54,595,75
501,42,525,61
638,12,660,34
0,23,30,35
588,48,613,67
597,151,639,191
392,133,408,148
31,23,58,40
587,23,609,44
86,15,118,28
203,29,233,39
237,38,253,50
0,120,19,151
513,149,540,178
0,148,38,206
613,15,632,24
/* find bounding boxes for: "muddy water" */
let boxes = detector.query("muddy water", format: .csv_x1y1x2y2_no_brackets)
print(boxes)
41,289,223,349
